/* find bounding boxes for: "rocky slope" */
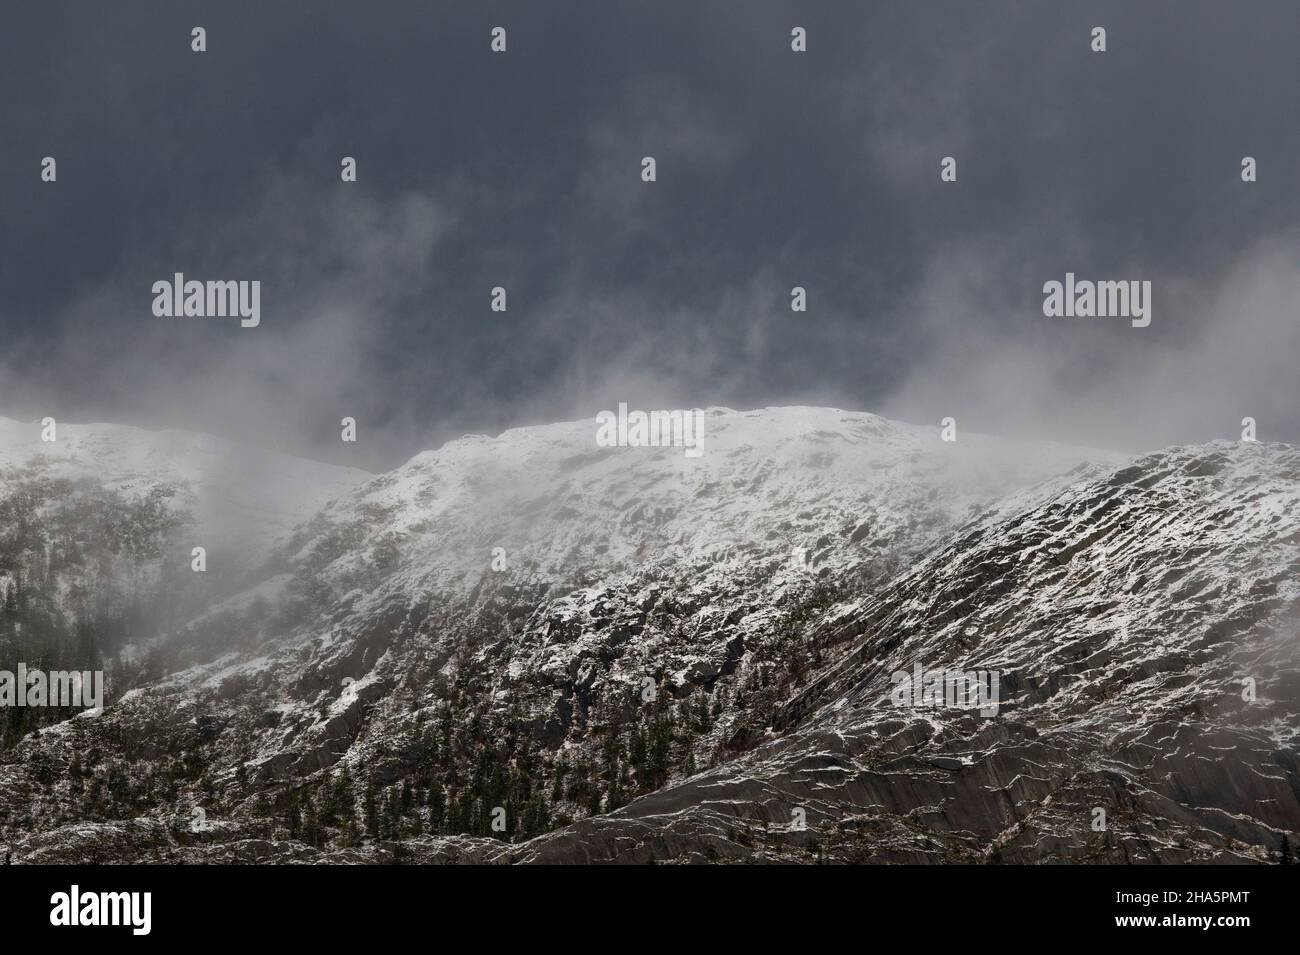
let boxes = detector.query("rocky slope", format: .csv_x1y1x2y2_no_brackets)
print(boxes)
7,410,1296,864
506,440,1300,863
0,417,367,754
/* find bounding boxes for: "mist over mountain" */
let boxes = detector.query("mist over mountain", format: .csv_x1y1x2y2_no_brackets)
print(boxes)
4,3,1299,469
3,2,1298,890
0,408,1293,864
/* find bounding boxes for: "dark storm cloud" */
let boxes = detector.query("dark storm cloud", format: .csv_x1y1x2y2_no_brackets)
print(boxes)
1,0,1297,468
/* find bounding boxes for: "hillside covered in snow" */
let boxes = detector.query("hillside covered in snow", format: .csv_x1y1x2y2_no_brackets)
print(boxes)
0,416,367,747
0,408,1295,865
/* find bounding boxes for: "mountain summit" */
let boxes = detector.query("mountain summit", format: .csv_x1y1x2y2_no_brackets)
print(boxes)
2,410,1294,864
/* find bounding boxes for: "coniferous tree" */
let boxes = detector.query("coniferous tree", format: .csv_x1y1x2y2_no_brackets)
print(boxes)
301,793,322,848
382,791,401,840
68,754,85,796
338,815,360,848
363,780,379,839
334,768,355,822
551,759,568,802
427,780,446,833
285,790,301,839
629,727,650,790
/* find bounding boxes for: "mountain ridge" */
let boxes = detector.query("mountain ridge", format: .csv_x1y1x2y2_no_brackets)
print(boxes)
2,410,1294,864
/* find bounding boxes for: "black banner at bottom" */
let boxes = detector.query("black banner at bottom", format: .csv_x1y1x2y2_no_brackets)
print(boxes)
0,863,1285,942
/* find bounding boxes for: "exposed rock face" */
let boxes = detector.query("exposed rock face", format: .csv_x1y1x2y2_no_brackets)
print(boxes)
507,441,1300,863
2,410,1296,865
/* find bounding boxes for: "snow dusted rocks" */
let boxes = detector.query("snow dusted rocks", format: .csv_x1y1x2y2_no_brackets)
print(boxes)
4,410,1296,864
510,441,1300,863
273,406,1106,601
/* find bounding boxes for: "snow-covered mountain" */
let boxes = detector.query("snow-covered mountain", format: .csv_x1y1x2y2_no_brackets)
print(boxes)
513,440,1300,863
271,406,1109,605
2,409,1295,865
0,417,369,572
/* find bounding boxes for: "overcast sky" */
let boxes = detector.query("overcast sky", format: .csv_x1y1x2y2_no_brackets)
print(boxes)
1,1,1297,469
